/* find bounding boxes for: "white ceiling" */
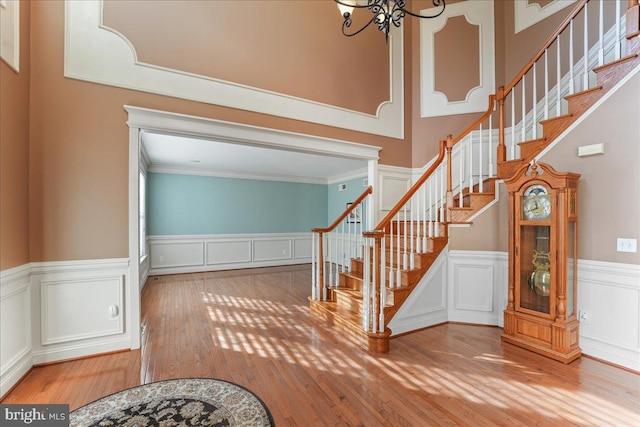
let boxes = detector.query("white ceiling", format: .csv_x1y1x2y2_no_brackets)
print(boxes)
141,131,368,184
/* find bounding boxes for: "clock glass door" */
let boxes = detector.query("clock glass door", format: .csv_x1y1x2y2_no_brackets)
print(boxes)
519,225,551,314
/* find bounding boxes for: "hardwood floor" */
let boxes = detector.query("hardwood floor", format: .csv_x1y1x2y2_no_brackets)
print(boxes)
3,264,639,426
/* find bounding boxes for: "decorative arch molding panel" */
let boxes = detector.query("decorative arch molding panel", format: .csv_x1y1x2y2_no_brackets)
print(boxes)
64,0,405,139
515,0,578,34
420,0,496,118
0,0,19,72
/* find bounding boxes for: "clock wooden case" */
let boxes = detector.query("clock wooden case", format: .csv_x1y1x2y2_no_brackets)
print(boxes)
502,162,581,363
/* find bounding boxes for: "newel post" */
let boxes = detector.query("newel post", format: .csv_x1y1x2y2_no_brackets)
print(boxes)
445,135,454,220
496,86,506,163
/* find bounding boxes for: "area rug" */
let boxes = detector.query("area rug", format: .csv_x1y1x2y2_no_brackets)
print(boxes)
69,378,274,427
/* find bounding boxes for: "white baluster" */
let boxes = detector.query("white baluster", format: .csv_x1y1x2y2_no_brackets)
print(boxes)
557,34,562,117
396,212,401,287
570,20,575,95
598,0,604,66
489,111,494,177
403,205,408,269
311,232,316,300
410,195,415,269
429,178,434,238
521,76,526,143
388,222,394,289
362,237,370,330
584,4,589,91
615,0,621,61
544,49,550,120
533,63,538,140
440,166,446,226
511,91,516,158
458,143,463,207
469,133,474,194
380,236,386,332
479,123,484,192
422,180,428,253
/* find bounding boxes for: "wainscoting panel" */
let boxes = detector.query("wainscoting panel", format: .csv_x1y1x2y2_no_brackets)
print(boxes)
0,264,32,398
293,236,313,260
150,241,205,269
149,233,311,275
577,260,640,372
207,240,252,265
254,239,291,262
41,276,124,345
388,249,448,336
29,258,132,366
447,251,508,326
378,166,412,213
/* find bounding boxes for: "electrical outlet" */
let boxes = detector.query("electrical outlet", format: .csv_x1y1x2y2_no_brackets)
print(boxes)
616,238,637,253
578,310,590,324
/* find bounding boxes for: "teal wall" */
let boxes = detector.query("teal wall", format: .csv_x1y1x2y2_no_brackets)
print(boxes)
327,176,368,225
148,173,328,235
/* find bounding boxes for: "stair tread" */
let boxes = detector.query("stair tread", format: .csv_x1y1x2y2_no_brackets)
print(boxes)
517,137,547,146
593,53,639,73
564,85,602,100
539,113,573,124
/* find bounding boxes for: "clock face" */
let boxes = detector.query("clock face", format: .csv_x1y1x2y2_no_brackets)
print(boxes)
523,185,551,220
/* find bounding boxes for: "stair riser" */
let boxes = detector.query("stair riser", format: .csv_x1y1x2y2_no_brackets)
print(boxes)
390,222,448,236
334,292,363,313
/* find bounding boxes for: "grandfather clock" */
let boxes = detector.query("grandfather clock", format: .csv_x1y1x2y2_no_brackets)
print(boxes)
502,162,581,363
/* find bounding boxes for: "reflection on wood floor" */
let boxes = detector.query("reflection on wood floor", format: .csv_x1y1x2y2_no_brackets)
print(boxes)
3,264,639,426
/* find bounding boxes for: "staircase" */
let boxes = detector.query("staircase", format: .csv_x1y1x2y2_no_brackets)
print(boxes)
310,0,640,352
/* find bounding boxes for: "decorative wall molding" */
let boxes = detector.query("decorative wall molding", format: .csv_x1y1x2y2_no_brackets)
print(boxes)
378,165,412,212
576,259,640,372
420,0,495,117
65,0,405,138
29,258,133,366
0,0,20,72
41,276,125,345
148,233,312,275
148,164,329,186
515,0,577,34
447,250,508,326
126,106,383,162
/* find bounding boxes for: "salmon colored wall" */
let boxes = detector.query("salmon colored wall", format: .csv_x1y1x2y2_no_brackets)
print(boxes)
103,1,389,116
28,0,412,262
0,1,30,270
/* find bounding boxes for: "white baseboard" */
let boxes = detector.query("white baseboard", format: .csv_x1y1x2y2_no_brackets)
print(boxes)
0,349,32,398
31,336,132,366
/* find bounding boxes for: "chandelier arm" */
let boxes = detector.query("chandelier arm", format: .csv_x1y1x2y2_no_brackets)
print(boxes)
400,0,446,19
342,14,379,37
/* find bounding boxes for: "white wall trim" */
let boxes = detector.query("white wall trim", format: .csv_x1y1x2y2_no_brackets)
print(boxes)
127,106,382,161
64,0,405,138
447,250,508,326
0,263,31,398
148,233,312,276
148,164,329,185
420,0,496,117
577,259,640,372
0,0,20,72
515,0,577,34
29,258,133,366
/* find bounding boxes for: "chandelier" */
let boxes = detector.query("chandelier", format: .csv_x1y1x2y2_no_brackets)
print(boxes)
334,0,446,42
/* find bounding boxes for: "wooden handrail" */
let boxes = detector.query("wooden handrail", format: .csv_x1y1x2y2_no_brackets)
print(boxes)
502,0,589,96
451,94,497,146
373,139,447,231
312,185,373,234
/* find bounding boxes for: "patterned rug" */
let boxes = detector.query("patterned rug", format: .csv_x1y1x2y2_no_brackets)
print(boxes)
70,378,274,427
